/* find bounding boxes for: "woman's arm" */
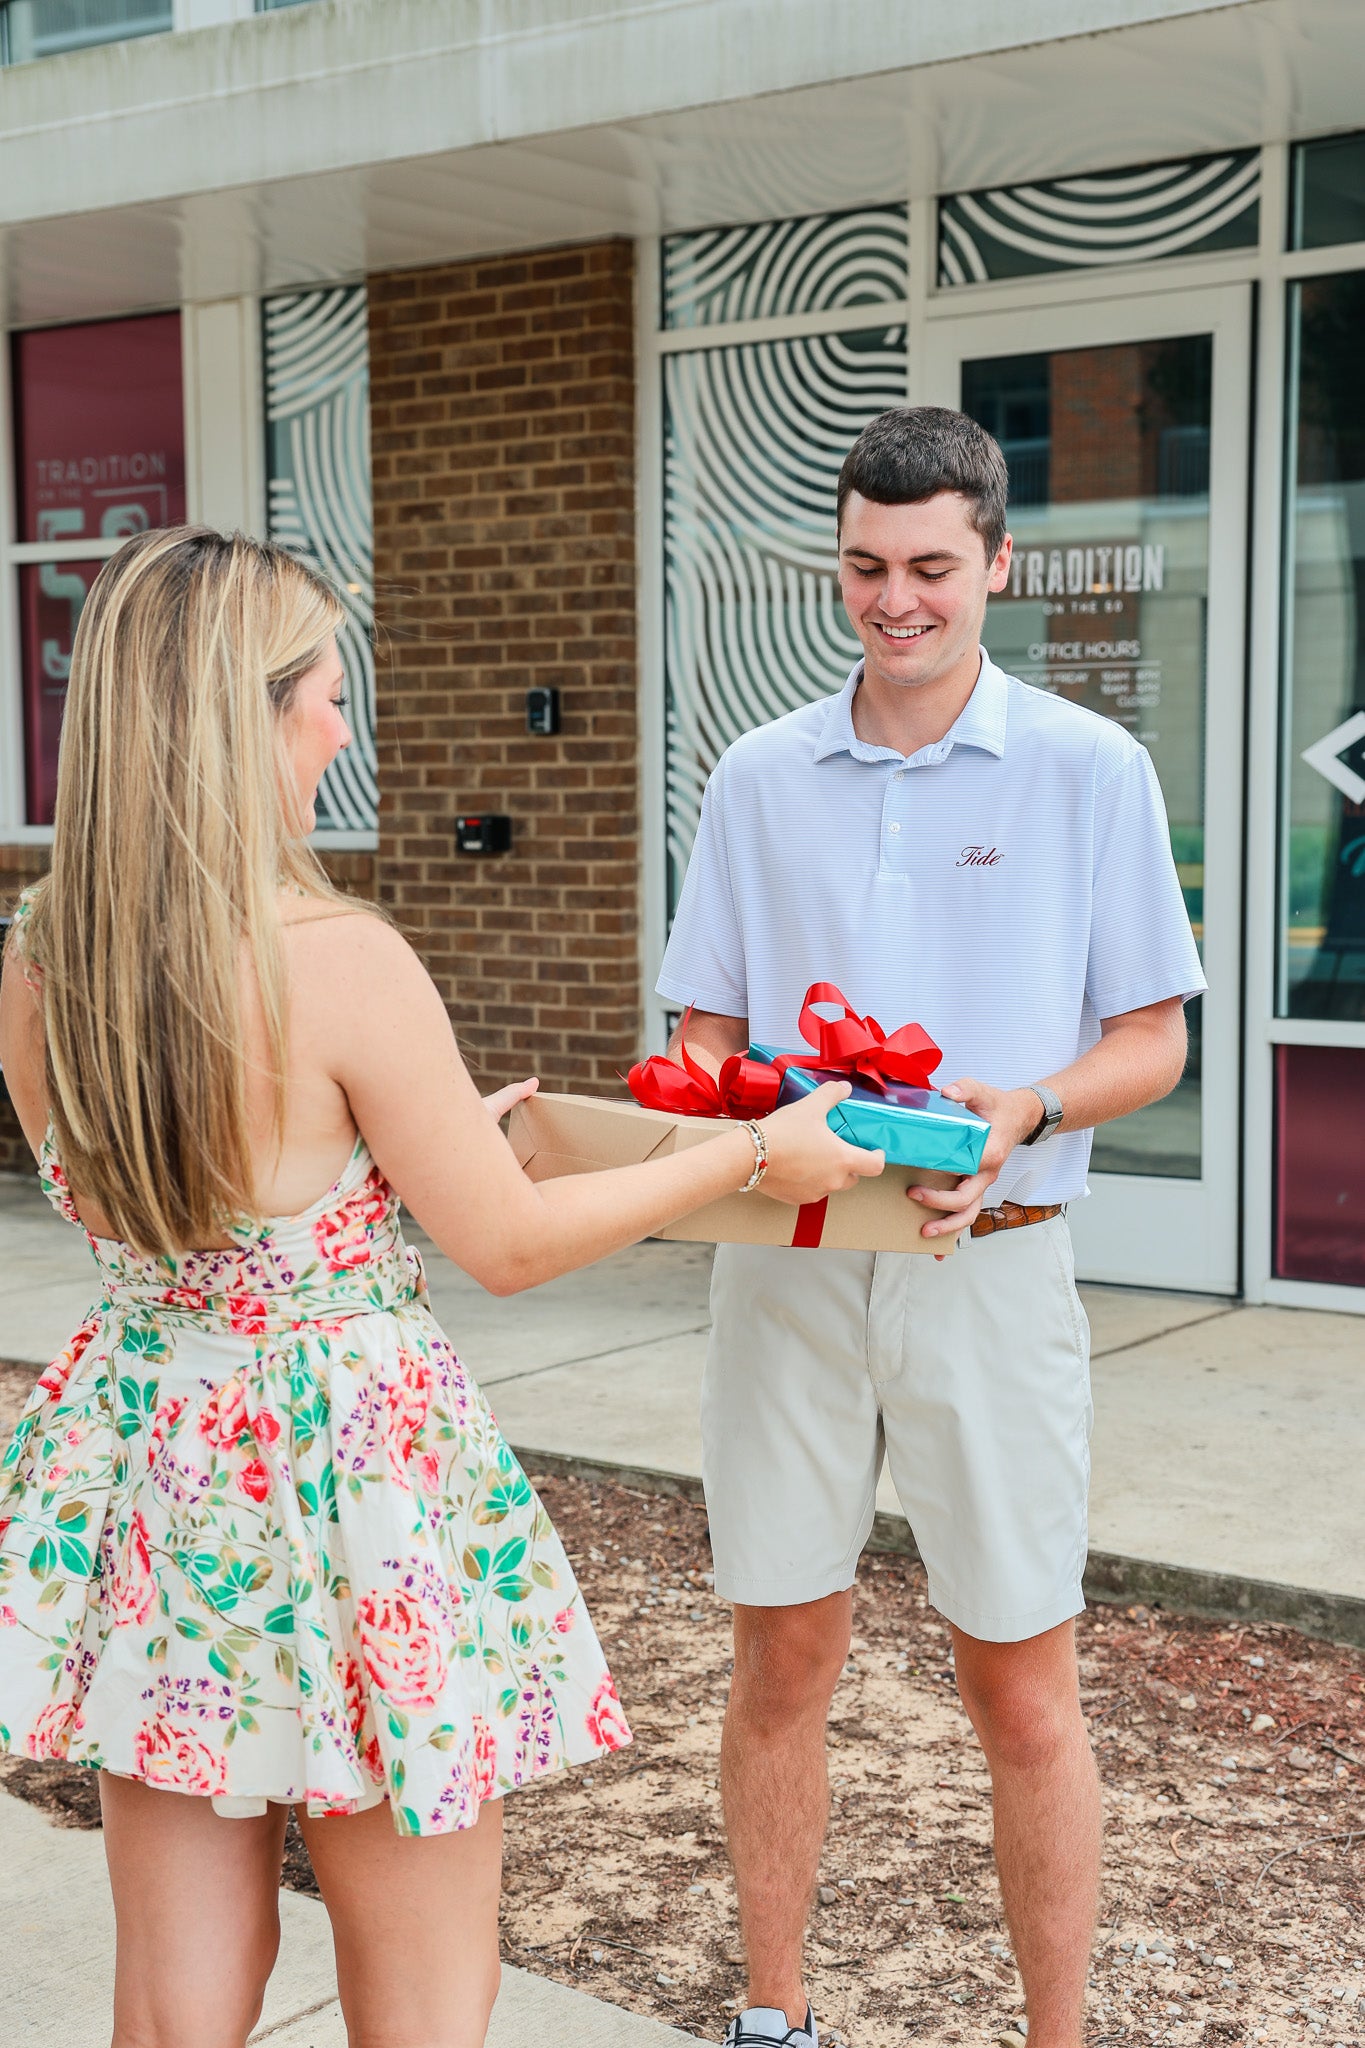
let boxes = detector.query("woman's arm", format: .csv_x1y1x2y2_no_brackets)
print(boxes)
313,918,877,1295
0,928,47,1160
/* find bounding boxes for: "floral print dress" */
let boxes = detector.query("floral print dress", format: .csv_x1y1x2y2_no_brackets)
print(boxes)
0,1111,630,1835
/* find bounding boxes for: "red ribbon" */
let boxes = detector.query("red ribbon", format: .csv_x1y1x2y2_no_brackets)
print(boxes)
626,986,941,1250
626,1008,782,1120
790,1198,829,1248
628,986,940,1117
776,982,941,1094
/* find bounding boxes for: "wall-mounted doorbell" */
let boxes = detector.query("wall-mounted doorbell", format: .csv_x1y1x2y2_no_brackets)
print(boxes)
525,686,561,736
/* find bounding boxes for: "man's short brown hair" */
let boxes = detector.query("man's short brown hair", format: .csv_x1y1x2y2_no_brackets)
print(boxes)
836,407,1009,560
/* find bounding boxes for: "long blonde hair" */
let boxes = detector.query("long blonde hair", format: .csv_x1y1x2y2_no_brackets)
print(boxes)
22,526,360,1253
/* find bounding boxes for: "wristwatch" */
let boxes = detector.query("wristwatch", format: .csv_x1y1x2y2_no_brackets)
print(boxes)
1022,1082,1064,1146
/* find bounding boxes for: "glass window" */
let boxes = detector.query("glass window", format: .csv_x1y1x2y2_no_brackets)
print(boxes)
963,337,1213,1179
10,311,185,823
18,560,106,826
1,0,171,64
662,206,908,331
1279,272,1365,1022
263,285,375,833
939,153,1259,287
662,323,906,912
1290,132,1365,252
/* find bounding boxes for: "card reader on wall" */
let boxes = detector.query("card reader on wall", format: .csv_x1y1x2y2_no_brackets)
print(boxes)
525,686,561,736
455,814,512,855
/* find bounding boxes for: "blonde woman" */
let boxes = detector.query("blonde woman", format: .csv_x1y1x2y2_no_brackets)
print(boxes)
0,527,876,2048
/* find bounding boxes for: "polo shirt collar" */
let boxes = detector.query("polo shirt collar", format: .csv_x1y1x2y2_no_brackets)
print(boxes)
812,648,1009,766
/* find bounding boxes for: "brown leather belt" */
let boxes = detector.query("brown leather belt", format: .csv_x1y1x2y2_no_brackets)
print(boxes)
969,1201,1064,1239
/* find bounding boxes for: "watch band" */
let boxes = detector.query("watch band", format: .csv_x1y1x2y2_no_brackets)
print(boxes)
1023,1082,1064,1146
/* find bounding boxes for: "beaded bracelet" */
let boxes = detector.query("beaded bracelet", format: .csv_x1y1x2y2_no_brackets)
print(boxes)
738,1119,768,1194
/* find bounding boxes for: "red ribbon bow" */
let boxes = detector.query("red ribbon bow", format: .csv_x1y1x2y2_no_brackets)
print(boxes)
626,984,940,1115
626,1009,782,1120
775,982,941,1094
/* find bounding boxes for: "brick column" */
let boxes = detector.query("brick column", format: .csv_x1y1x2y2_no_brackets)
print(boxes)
367,241,640,1096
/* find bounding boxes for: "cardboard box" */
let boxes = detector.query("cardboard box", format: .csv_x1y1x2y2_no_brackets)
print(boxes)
508,1092,960,1254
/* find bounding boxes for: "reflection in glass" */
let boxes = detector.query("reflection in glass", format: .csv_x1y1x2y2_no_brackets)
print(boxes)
964,337,1212,1178
1290,133,1365,253
1280,273,1365,1022
1,0,170,63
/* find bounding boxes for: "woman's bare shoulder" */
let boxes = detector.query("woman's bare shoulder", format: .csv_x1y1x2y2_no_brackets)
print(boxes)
280,904,439,1017
282,902,416,968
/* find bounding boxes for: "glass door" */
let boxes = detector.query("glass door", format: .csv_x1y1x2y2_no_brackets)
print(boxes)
922,286,1250,1293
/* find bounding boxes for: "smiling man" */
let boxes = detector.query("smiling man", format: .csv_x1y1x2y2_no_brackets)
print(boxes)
656,408,1205,2048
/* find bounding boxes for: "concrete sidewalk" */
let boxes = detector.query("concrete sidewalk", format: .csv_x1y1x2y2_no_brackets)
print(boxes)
2,1172,1362,1644
0,1785,686,2048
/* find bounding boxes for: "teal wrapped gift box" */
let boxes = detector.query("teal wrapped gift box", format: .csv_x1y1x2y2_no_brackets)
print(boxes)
749,1045,990,1176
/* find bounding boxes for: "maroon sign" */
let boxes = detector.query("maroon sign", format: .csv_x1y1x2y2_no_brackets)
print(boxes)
14,312,185,544
13,312,184,821
19,562,105,829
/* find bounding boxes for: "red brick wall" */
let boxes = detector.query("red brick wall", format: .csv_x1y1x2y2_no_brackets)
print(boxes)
1050,344,1146,503
367,239,640,1095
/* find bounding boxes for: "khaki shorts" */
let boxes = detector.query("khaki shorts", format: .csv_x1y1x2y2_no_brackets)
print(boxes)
702,1216,1092,1643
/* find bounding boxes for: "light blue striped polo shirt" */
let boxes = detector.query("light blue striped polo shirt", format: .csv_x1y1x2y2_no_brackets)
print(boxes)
657,650,1206,1206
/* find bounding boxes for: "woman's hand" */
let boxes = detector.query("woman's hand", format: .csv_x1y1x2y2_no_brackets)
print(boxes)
481,1077,539,1121
757,1081,884,1206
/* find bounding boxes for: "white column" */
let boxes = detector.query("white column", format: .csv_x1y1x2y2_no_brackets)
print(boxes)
182,298,265,537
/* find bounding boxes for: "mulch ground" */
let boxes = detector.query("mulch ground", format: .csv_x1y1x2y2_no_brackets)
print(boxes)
1,1358,1362,2046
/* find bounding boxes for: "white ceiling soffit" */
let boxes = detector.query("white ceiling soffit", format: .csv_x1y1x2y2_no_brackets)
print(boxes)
0,0,1359,326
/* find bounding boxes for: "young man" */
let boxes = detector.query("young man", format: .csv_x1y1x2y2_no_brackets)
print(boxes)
656,408,1204,2048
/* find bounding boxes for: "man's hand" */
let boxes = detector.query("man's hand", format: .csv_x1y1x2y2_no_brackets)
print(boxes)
908,1079,1042,1251
906,1002,1188,1256
482,1077,539,1121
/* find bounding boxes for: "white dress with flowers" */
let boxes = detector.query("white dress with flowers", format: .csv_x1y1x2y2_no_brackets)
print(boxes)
0,1120,630,1834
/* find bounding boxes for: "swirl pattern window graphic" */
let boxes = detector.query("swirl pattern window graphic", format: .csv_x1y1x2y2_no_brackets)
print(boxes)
263,285,375,833
663,205,908,329
938,152,1260,286
663,323,906,914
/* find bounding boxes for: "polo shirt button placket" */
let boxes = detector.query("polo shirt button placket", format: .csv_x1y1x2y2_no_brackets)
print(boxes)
880,764,913,878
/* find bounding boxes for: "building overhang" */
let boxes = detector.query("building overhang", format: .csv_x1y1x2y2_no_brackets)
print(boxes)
0,0,1359,325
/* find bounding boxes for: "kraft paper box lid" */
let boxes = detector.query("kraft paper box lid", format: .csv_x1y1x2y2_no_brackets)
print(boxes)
508,1091,958,1255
